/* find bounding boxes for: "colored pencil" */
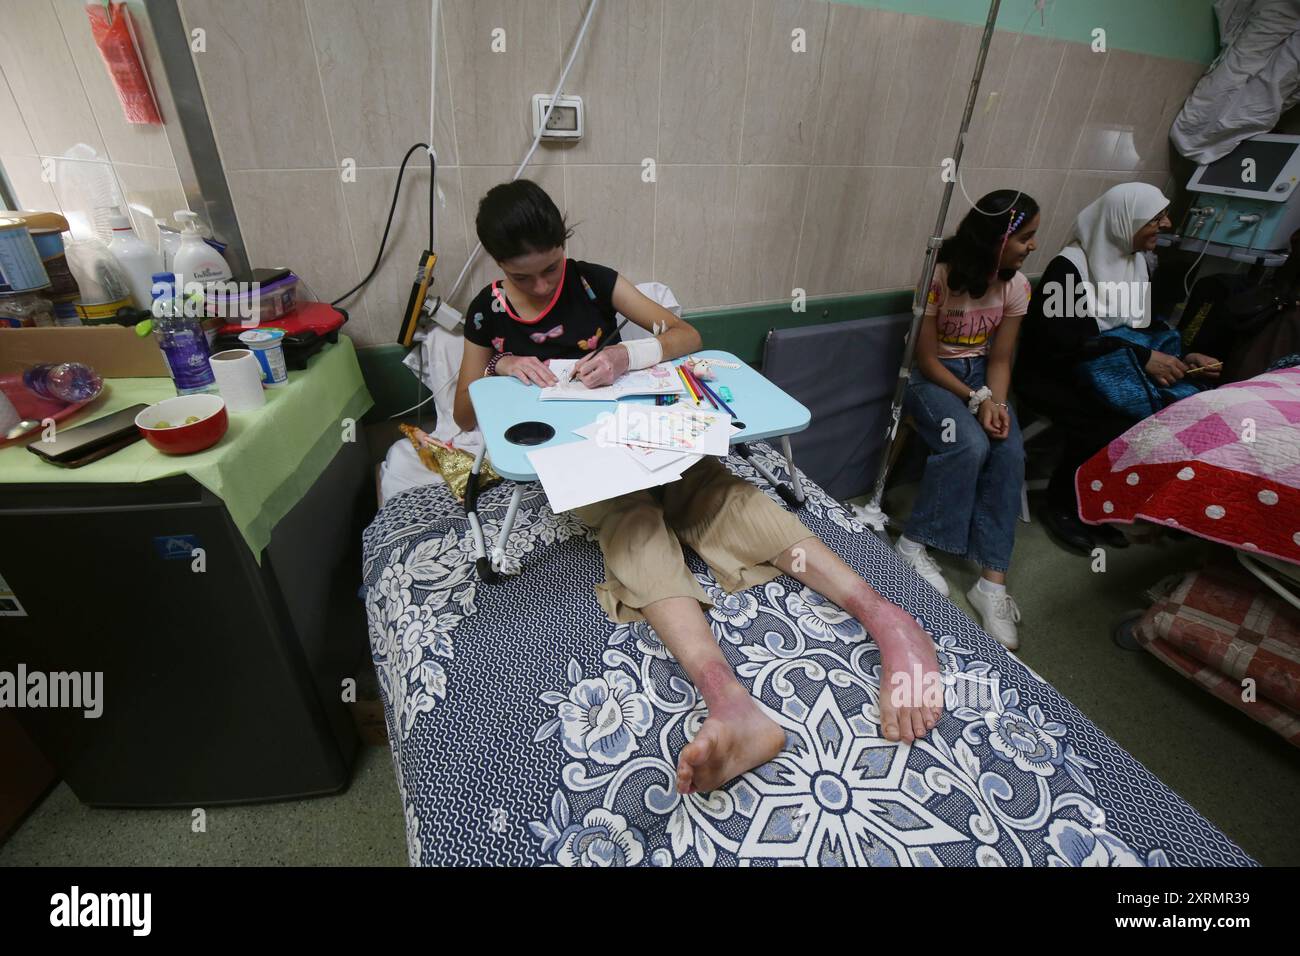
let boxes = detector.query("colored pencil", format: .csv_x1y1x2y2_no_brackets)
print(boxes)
683,364,717,409
677,365,700,404
694,375,737,418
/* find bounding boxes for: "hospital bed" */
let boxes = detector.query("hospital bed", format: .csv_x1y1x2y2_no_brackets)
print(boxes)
362,445,1253,867
1078,365,1300,745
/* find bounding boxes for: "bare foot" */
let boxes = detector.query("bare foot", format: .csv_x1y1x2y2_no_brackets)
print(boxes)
852,596,943,743
677,665,786,794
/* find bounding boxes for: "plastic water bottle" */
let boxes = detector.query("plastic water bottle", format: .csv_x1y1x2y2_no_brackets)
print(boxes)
148,271,216,395
22,362,104,403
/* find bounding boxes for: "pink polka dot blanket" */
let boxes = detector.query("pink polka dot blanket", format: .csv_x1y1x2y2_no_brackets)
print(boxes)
1077,366,1300,565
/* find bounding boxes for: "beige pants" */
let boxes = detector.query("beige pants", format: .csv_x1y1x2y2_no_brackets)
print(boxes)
574,456,813,623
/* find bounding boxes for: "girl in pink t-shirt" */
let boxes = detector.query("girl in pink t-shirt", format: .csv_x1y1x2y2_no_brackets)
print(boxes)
895,190,1039,650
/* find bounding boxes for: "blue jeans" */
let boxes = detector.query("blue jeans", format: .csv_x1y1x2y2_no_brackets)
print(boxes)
902,356,1024,573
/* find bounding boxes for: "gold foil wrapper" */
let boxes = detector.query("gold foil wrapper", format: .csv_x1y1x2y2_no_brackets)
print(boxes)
400,424,501,502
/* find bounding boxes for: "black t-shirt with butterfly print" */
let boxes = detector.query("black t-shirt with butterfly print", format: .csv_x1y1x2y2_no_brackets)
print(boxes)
462,258,621,361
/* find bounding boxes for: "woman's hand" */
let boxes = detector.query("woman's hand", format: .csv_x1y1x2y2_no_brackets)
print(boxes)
572,344,630,389
498,355,558,387
1145,350,1188,388
1184,352,1222,379
978,400,1010,439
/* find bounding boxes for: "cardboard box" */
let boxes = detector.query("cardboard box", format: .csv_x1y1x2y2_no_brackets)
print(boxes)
0,325,169,377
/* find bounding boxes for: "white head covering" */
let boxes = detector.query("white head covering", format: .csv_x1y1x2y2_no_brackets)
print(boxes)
1057,182,1169,330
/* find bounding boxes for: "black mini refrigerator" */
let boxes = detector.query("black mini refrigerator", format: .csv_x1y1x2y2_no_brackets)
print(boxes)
0,438,374,807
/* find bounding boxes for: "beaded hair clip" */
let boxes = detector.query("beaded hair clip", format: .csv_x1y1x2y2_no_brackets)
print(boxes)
993,208,1028,276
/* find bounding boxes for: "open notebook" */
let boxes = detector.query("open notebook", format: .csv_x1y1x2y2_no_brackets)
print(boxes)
540,361,686,401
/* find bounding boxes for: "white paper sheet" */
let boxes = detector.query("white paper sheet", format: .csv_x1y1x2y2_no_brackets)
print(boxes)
572,420,698,474
527,439,682,512
541,361,685,401
603,403,732,456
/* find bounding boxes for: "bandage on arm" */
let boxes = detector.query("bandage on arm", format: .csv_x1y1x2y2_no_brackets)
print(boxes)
621,335,663,371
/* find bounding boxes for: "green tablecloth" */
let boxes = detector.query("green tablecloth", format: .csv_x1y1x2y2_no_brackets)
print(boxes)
0,336,374,561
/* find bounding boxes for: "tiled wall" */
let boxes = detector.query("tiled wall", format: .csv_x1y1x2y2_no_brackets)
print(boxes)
4,0,1207,348
0,0,188,252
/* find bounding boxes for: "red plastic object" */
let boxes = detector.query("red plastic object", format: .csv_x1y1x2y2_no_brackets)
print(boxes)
135,394,228,455
87,2,163,126
0,373,105,446
215,301,345,338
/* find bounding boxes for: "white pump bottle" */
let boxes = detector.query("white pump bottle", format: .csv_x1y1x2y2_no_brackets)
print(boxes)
171,210,232,288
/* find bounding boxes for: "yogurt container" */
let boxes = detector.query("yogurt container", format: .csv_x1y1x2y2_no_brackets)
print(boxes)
238,327,288,386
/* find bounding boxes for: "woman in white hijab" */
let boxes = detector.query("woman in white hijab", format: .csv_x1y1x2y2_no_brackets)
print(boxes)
1014,182,1220,554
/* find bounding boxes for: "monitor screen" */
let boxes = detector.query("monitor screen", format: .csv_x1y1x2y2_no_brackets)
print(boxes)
1198,139,1299,192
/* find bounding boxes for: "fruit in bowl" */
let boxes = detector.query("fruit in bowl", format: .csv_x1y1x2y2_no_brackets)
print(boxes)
135,394,228,455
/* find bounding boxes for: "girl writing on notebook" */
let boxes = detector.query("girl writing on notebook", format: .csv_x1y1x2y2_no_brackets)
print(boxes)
454,179,945,794
895,190,1039,650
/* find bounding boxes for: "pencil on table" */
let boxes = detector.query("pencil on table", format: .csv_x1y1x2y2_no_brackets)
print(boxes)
695,375,737,418
677,365,700,404
684,365,717,409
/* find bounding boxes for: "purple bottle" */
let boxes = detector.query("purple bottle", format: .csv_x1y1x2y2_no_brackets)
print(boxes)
149,271,216,395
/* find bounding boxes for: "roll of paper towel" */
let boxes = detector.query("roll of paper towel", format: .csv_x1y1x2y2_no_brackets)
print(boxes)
210,349,265,411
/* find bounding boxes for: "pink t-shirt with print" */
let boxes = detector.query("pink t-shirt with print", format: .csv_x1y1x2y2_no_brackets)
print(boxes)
925,262,1030,358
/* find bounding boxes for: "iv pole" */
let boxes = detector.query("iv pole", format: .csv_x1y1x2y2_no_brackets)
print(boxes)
855,0,1005,532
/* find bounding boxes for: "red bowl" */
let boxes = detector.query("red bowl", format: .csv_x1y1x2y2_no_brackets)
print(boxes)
135,394,228,455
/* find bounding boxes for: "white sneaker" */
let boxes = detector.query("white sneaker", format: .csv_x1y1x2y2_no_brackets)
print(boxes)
967,584,1021,651
894,539,950,597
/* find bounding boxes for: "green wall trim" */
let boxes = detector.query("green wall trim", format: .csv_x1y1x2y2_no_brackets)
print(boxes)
831,0,1219,65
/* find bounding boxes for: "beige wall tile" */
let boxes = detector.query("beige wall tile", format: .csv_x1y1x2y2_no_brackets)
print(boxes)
226,169,364,327
179,0,335,170
740,0,829,166
441,0,562,167
882,16,968,167
307,0,449,169
658,0,752,164
0,68,37,157
1134,57,1204,173
731,164,809,301
958,26,1019,170
862,166,942,292
972,34,1067,172
51,0,176,169
1,153,59,214
653,164,739,307
0,0,106,160
1030,42,1106,170
562,165,654,283
792,165,871,295
454,165,567,308
1073,49,1150,172
113,163,189,252
340,165,469,346
555,0,661,165
812,5,895,166
931,24,985,167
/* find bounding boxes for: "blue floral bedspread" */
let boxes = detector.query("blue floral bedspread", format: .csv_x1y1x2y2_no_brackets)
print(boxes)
362,443,1254,867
